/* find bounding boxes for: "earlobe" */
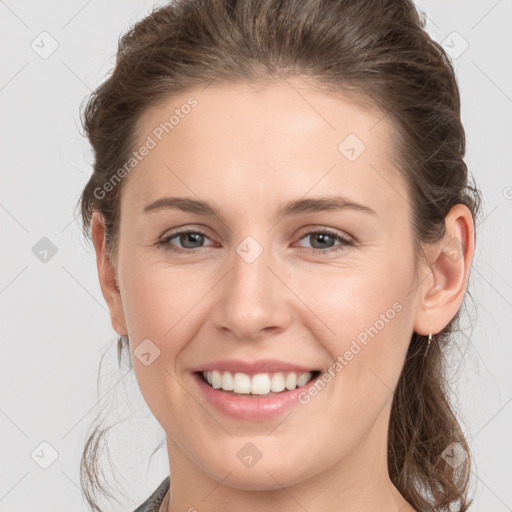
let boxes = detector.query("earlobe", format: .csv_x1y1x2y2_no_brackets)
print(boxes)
91,211,128,336
413,204,475,336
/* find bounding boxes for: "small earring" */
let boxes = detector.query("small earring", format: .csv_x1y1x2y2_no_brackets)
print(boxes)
425,332,433,356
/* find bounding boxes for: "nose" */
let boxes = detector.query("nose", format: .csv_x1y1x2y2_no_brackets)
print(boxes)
209,242,293,342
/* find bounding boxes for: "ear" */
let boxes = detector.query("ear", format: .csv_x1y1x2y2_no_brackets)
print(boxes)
91,211,128,336
413,203,476,336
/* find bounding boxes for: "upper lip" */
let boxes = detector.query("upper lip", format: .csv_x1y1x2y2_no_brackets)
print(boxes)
192,358,319,375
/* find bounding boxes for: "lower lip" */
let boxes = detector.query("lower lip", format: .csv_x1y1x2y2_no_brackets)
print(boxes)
192,372,319,420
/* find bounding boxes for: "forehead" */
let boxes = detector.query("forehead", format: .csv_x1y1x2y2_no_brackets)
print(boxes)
122,78,406,219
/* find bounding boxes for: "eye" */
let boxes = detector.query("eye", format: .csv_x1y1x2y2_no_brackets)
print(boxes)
295,229,353,256
156,227,353,256
156,228,215,255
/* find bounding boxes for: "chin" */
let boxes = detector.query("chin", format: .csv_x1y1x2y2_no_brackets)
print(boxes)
215,467,303,491
200,449,315,491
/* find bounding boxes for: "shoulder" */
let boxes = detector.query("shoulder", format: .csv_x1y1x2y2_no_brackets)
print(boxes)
132,476,170,512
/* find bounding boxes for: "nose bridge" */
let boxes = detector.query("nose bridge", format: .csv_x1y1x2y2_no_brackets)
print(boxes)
232,236,273,299
211,234,291,339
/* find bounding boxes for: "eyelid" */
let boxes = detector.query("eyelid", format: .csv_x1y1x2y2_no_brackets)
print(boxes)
157,225,355,259
160,226,216,246
293,229,354,257
295,225,353,243
160,225,352,245
160,225,215,243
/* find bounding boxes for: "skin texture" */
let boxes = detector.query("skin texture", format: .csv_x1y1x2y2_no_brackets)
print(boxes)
91,78,475,512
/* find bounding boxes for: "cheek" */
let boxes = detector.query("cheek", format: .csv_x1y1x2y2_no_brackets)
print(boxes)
292,259,413,405
293,258,410,344
121,259,205,341
119,263,198,406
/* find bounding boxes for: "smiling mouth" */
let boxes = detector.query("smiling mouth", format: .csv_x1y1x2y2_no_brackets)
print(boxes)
197,370,321,396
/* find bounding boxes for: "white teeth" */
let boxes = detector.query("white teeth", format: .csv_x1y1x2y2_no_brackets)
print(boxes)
285,372,297,390
270,372,285,392
251,373,271,395
221,371,234,391
233,372,251,393
202,370,314,395
296,372,310,387
211,371,222,389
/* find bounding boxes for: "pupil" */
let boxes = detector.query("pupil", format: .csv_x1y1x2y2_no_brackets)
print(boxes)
313,233,333,249
181,232,203,249
178,233,334,250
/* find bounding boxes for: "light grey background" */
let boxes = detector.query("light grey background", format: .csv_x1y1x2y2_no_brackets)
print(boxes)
1,1,511,511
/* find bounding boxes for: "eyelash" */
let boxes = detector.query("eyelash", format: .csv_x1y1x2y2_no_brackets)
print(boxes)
156,227,354,257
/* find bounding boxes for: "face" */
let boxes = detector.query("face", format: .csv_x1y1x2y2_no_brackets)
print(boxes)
106,78,425,491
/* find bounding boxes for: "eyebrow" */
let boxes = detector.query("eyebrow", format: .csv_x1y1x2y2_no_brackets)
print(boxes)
142,195,377,221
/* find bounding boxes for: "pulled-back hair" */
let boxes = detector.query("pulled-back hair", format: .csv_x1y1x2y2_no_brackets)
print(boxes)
77,1,482,510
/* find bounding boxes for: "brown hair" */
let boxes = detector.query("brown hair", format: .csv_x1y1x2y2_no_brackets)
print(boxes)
77,1,482,510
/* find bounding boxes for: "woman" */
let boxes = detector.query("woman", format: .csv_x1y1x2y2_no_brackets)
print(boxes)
77,0,482,510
